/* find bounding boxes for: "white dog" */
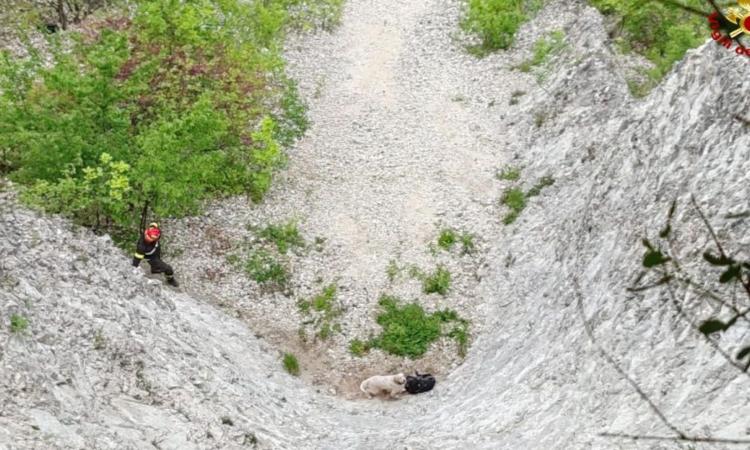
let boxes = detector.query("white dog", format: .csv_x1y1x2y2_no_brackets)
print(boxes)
360,373,406,399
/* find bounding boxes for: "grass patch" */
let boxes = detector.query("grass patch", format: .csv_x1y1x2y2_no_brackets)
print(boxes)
437,229,457,250
462,0,547,55
496,166,521,181
245,250,288,287
501,175,555,224
448,323,470,357
589,0,707,93
258,221,305,254
517,30,566,73
367,295,469,358
423,266,451,296
349,338,371,357
311,284,337,314
527,175,555,197
282,353,300,376
298,284,342,341
436,229,476,255
460,233,476,255
10,314,28,333
501,187,526,224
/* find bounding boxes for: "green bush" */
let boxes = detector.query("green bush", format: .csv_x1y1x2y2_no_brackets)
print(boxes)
369,295,469,358
588,0,706,90
372,296,443,358
282,352,300,376
462,0,546,54
423,266,451,296
0,0,317,238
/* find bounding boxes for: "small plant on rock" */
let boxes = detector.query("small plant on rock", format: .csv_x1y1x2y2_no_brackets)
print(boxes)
437,229,457,250
460,232,476,255
496,166,521,181
283,353,300,376
501,187,526,224
10,314,28,333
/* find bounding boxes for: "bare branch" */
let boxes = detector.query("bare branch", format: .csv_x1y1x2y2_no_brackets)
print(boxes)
573,278,686,438
600,432,750,445
664,281,750,376
691,195,750,300
691,194,727,258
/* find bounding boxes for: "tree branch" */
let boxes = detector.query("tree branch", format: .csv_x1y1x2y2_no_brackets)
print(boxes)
600,432,750,444
573,278,687,439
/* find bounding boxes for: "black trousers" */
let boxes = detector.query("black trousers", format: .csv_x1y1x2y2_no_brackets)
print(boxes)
147,258,174,277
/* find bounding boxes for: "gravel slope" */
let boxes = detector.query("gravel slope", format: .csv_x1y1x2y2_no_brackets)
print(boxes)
168,0,563,396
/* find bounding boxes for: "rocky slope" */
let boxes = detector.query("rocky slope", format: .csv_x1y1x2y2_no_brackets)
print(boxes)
2,0,750,448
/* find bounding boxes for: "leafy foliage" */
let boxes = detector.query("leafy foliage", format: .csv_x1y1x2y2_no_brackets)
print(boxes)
633,198,750,372
0,0,320,238
462,0,546,55
367,295,469,358
588,0,707,93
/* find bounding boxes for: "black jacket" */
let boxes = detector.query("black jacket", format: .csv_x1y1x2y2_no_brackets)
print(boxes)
132,235,161,267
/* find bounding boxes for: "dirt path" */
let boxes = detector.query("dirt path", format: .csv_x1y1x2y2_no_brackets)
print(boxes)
170,0,534,398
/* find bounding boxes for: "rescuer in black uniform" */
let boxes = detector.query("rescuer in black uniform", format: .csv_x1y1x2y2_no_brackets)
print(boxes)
132,223,179,287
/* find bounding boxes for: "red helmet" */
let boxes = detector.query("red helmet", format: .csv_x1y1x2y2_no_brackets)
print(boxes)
145,225,160,240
